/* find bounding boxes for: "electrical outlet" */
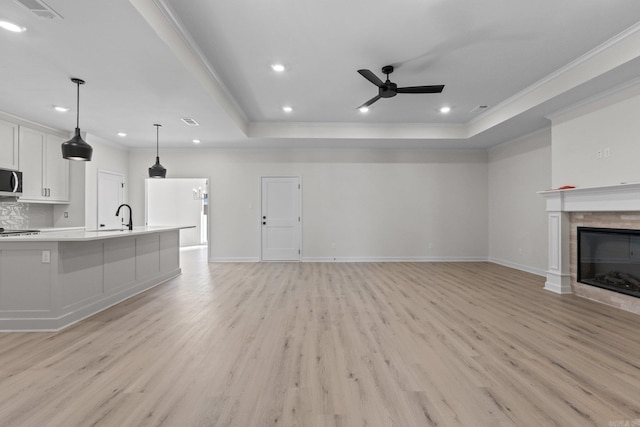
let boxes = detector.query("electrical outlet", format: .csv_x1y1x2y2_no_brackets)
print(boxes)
42,250,50,264
604,147,611,158
596,149,603,159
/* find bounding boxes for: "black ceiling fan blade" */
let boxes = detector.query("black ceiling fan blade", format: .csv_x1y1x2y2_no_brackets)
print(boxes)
396,85,445,94
357,69,384,87
357,95,381,109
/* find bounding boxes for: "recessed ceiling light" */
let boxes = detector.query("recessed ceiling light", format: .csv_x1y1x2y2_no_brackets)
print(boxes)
439,106,451,114
271,64,286,72
117,132,127,137
0,20,26,33
53,106,69,112
282,106,293,113
193,139,201,144
359,107,369,113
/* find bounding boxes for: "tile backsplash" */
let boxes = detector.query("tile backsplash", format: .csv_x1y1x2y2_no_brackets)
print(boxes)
0,200,53,229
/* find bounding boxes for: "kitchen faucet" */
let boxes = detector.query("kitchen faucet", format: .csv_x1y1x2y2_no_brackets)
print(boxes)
116,204,133,230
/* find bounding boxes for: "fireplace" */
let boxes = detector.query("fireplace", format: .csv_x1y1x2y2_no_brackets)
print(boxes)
578,227,640,298
539,183,640,314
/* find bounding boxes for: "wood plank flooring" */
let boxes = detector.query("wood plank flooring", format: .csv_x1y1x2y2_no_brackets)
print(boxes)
0,247,639,426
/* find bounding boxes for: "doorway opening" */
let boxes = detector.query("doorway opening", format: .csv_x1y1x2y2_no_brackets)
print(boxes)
97,170,124,230
145,178,209,249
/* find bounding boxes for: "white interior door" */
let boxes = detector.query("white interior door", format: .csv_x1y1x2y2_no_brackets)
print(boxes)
261,176,301,261
97,170,124,229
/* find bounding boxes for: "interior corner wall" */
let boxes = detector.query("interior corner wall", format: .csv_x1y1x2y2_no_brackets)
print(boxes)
552,86,640,188
127,149,488,262
53,159,85,228
83,134,130,230
488,129,551,276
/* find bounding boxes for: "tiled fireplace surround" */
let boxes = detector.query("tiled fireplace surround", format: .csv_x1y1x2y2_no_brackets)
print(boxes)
540,183,640,315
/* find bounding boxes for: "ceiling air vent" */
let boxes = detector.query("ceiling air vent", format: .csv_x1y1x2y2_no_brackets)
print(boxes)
471,105,489,113
181,118,199,126
14,0,62,19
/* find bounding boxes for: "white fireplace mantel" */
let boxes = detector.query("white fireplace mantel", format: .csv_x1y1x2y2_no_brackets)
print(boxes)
538,182,640,294
539,182,640,212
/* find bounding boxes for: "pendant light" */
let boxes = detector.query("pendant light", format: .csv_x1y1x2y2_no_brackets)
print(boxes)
61,78,93,161
148,124,167,178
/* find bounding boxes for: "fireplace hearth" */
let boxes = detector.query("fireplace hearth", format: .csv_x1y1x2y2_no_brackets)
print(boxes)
578,227,640,298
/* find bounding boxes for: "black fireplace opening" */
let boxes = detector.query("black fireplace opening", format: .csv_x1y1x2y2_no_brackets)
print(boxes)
578,227,640,298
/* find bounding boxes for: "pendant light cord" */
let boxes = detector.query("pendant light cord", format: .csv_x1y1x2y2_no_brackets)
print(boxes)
76,81,80,129
154,124,161,157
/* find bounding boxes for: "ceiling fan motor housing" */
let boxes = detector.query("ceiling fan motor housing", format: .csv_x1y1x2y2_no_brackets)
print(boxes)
380,82,398,98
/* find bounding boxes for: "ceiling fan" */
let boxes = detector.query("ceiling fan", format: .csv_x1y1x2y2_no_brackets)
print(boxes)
357,65,444,109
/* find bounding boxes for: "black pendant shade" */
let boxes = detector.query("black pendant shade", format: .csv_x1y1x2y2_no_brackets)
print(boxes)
149,124,166,178
61,78,93,161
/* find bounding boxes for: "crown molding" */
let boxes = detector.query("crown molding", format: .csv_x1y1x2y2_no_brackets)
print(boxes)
248,122,468,139
128,4,640,143
129,0,249,134
546,76,640,124
468,21,640,137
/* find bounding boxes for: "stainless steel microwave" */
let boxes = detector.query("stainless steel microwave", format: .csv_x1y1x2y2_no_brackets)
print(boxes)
0,168,22,197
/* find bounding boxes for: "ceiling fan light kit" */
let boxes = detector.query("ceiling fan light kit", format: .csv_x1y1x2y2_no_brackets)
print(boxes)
356,65,444,110
61,78,93,161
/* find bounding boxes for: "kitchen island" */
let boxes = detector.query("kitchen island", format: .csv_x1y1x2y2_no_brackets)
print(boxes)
0,226,190,331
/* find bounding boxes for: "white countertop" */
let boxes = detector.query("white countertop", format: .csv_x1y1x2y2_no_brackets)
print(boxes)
0,225,194,242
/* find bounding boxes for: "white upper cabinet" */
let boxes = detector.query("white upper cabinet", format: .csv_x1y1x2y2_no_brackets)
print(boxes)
18,127,44,200
44,133,69,202
18,126,69,203
0,119,19,170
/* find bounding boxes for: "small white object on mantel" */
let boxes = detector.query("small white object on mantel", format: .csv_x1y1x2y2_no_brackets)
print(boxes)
538,182,640,295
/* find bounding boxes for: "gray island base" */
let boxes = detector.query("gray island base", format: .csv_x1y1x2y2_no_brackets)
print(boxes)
0,226,189,331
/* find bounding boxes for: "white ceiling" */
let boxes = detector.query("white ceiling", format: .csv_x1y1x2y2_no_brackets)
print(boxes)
1,0,640,150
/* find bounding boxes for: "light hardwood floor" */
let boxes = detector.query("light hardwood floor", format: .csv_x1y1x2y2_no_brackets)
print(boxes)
0,247,639,426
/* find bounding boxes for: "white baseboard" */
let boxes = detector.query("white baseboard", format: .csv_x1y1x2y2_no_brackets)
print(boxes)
488,258,546,277
209,257,261,263
302,256,487,263
208,256,547,279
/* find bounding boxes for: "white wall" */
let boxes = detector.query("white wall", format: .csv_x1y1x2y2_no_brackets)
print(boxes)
53,160,85,228
552,84,640,188
83,134,130,230
128,149,488,262
488,130,551,275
